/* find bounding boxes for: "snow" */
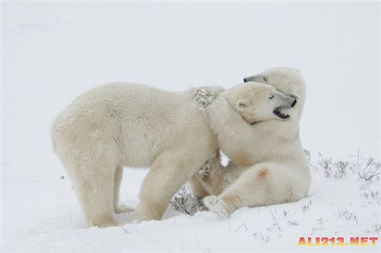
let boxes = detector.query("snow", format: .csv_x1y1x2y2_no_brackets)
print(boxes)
2,156,380,252
1,2,380,252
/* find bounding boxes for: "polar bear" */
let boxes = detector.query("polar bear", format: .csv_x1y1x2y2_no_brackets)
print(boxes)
195,67,311,217
51,79,293,226
190,81,297,197
51,83,226,226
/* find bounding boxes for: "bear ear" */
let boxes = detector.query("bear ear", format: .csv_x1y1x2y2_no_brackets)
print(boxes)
236,99,249,110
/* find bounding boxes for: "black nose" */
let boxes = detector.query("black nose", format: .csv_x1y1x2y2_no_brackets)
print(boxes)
291,99,297,107
243,78,249,83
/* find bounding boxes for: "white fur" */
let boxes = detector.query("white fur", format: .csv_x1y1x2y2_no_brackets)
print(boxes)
203,196,229,218
51,83,222,226
198,67,311,217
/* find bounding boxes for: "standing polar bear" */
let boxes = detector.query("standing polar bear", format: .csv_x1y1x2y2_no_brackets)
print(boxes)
196,67,311,217
52,83,222,226
51,77,293,226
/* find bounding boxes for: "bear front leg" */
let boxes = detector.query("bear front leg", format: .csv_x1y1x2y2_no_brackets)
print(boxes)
189,175,209,198
137,150,203,221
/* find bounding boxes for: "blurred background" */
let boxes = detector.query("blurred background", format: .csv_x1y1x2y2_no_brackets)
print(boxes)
2,2,380,170
2,2,380,172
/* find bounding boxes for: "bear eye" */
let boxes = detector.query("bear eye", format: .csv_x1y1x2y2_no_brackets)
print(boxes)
269,95,274,100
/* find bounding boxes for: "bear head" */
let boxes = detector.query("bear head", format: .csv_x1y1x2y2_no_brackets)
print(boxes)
243,67,306,107
225,82,297,125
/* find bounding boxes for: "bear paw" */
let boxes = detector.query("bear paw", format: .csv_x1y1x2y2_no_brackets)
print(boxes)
203,196,229,218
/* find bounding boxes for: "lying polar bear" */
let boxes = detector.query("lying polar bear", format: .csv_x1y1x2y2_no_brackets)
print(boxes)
51,80,291,226
195,67,311,217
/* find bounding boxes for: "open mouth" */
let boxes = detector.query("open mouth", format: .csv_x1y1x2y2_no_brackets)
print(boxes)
273,106,290,119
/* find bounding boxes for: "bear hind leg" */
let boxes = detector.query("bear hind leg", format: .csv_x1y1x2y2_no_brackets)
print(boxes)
204,165,277,217
66,147,120,227
72,167,117,227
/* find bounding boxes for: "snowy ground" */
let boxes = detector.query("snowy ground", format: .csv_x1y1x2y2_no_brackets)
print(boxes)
1,2,380,253
1,153,380,252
